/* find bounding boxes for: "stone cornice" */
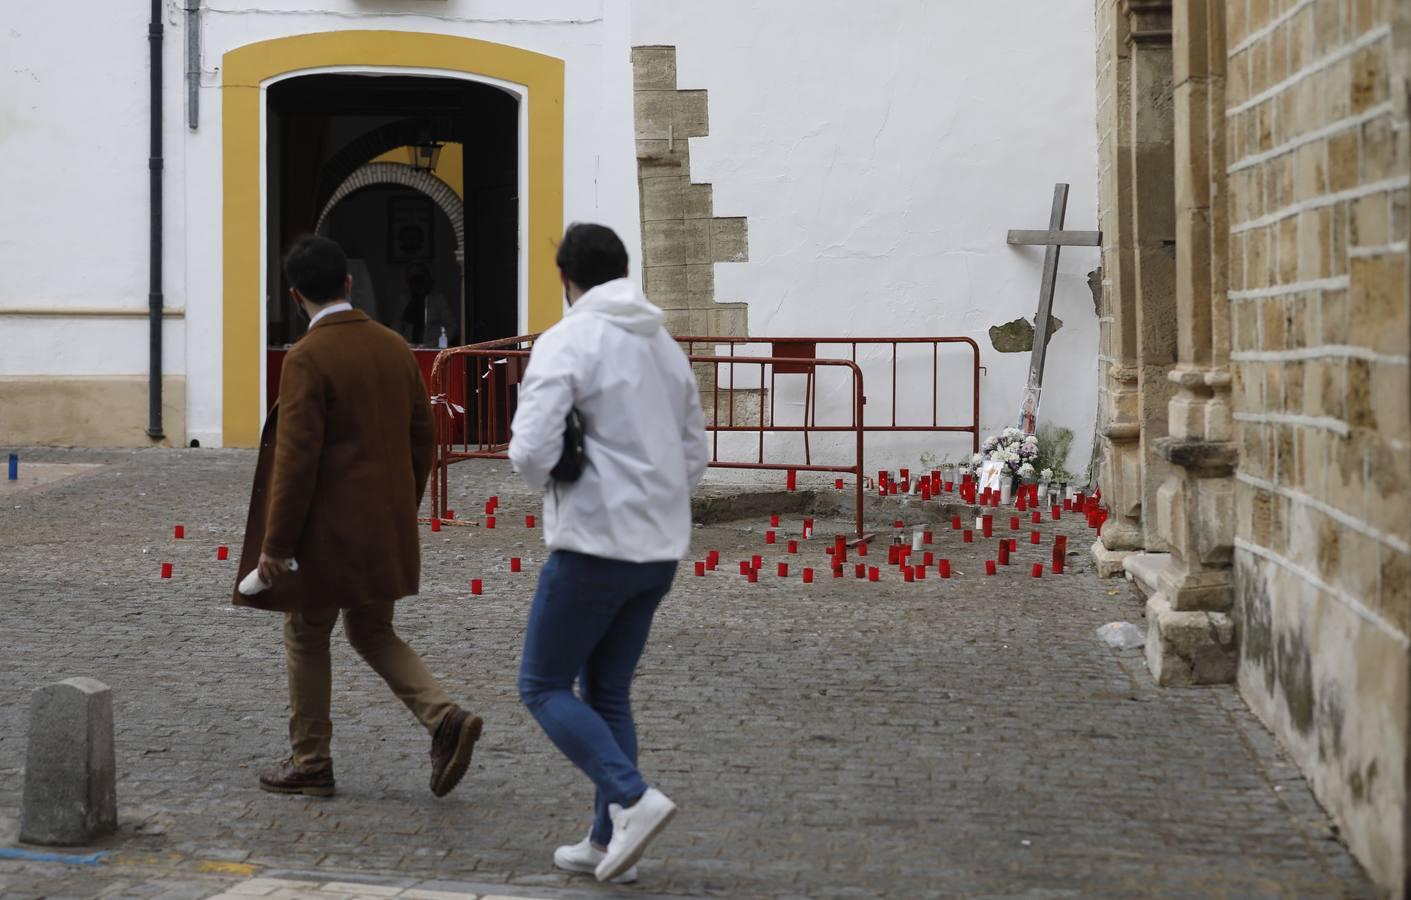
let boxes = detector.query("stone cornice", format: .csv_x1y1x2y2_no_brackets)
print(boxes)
1123,0,1173,45
1155,436,1238,476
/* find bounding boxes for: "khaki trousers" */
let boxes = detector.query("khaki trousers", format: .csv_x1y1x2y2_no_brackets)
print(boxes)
284,600,453,769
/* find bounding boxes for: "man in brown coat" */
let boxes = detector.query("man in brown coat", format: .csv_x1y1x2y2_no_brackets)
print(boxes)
234,235,481,799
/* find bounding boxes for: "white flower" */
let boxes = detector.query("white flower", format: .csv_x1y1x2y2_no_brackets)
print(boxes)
1003,426,1023,439
1040,467,1054,481
971,453,983,466
1019,462,1035,478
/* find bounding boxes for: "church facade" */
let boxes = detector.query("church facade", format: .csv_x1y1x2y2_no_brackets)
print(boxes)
1,1,1101,471
1092,0,1410,892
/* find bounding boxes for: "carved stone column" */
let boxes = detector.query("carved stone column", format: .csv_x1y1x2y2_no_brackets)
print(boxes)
1125,0,1178,557
1137,0,1239,685
1092,1,1145,575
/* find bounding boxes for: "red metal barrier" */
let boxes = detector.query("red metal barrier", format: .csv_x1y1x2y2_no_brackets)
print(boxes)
675,336,981,456
429,333,980,537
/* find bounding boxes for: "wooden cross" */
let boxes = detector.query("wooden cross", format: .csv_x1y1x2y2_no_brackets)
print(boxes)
1006,183,1101,432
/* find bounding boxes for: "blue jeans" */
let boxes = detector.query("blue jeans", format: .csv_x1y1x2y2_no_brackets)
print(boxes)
518,550,678,845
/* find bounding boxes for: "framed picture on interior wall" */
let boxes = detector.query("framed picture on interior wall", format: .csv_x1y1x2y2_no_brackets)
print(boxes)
388,195,434,262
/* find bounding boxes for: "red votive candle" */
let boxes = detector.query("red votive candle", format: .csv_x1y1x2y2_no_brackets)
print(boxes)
485,500,495,515
998,541,1009,566
835,478,845,490
787,469,797,491
939,559,951,578
923,551,934,566
985,560,996,576
857,541,868,557
1064,498,1073,511
740,560,751,575
868,566,880,582
766,531,777,544
1010,539,1019,553
431,518,442,532
752,555,763,571
788,540,799,554
748,568,758,583
778,562,789,577
914,564,927,580
1052,505,1061,521
902,567,914,583
944,481,954,492
510,557,521,572
855,563,867,578
694,561,705,577
982,515,993,537
833,565,844,578
445,509,456,520
1010,516,1020,531
770,514,780,527
952,516,963,530
1031,530,1041,545
217,545,229,561
471,579,483,595
486,516,496,529
174,525,184,540
963,530,973,543
526,515,536,528
1032,563,1044,578
1017,496,1027,512
803,568,814,583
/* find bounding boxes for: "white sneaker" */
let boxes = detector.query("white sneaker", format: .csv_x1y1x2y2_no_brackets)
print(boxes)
596,787,677,882
553,835,638,884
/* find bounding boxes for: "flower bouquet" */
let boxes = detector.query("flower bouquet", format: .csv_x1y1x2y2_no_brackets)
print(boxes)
970,427,1039,490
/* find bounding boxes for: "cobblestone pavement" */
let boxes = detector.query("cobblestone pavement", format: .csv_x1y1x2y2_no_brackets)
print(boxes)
0,449,1374,899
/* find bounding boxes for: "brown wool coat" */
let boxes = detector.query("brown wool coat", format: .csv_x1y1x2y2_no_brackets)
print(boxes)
233,309,435,612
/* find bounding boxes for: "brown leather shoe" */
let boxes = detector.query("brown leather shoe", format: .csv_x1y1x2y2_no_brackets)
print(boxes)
258,758,335,798
430,707,483,798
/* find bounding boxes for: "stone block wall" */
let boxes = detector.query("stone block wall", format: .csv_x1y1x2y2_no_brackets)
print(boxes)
1224,0,1410,890
631,46,750,339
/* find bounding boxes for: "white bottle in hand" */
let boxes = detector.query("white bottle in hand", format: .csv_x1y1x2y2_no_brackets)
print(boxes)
239,560,299,596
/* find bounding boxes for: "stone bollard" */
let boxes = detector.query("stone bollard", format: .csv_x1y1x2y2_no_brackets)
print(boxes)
20,678,117,845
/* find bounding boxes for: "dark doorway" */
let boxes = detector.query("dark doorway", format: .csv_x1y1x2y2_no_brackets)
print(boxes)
264,73,519,408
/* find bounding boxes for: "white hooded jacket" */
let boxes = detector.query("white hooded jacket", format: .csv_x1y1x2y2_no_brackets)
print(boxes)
508,277,710,562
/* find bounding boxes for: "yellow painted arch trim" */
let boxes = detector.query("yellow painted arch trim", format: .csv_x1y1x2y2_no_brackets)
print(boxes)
222,31,565,447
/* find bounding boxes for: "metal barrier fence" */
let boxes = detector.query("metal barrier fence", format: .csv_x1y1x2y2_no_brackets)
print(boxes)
429,334,980,537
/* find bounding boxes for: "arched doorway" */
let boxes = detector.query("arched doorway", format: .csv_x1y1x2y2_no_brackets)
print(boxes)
220,31,565,447
261,71,521,411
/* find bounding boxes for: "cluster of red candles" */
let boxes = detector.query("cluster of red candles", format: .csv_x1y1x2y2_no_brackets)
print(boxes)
158,523,231,580
423,484,1112,598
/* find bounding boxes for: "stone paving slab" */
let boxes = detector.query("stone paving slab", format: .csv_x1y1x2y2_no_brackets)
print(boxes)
0,448,1375,899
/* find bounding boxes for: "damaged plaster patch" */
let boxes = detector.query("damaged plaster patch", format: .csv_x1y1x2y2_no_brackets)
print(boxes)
988,315,1064,353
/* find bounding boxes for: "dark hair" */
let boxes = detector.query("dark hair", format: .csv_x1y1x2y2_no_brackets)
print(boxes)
284,235,349,303
556,223,629,291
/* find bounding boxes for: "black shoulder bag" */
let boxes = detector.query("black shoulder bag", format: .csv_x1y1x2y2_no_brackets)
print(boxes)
550,409,588,482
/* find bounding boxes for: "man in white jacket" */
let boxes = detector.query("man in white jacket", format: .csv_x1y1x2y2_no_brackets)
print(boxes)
510,223,709,884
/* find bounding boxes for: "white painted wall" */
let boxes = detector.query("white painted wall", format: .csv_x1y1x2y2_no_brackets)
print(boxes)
0,0,640,447
2,0,1097,460
633,0,1102,477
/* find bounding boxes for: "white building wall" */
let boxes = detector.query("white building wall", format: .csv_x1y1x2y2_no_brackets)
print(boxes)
0,1,640,447
632,0,1102,475
2,0,1098,459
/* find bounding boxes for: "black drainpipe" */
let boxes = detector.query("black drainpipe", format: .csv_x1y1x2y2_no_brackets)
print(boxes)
147,0,165,440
